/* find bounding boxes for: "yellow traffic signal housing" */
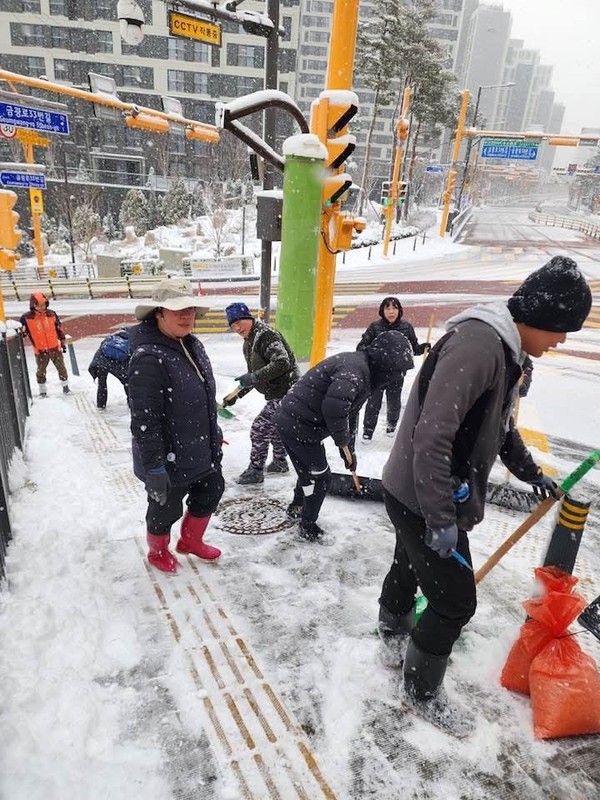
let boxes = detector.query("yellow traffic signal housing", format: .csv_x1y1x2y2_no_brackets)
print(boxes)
398,181,408,205
0,249,19,272
125,112,169,134
323,173,352,207
324,92,357,170
0,189,22,258
442,170,457,204
330,213,365,251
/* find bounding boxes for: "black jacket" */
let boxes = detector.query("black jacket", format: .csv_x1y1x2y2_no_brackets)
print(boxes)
128,319,221,487
276,330,414,447
239,319,299,401
357,299,425,356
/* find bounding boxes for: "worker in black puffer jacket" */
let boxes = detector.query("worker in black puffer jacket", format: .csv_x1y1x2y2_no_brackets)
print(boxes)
357,296,429,440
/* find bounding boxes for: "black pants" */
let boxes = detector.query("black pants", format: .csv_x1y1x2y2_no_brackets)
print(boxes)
379,491,476,657
276,423,331,523
96,370,129,409
363,377,404,434
146,469,225,534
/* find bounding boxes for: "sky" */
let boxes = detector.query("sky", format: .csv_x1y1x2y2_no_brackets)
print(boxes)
499,0,600,136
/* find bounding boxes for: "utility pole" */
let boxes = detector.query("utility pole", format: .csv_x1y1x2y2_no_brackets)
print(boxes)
62,147,76,267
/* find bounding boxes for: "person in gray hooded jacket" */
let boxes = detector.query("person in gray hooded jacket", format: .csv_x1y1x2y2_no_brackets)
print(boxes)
377,255,592,737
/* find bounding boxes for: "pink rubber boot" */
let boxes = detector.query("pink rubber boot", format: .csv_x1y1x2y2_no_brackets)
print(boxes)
146,532,179,574
176,512,221,561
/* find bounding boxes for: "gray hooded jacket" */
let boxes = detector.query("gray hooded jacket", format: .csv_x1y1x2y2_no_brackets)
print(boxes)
382,301,540,532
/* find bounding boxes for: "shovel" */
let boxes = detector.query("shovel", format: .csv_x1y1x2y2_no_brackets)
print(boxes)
217,385,242,419
342,446,361,493
578,594,600,642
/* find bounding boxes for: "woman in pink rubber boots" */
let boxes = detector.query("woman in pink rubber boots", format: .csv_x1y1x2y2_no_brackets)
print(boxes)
128,278,224,573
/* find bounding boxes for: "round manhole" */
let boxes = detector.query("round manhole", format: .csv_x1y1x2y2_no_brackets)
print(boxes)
217,496,291,535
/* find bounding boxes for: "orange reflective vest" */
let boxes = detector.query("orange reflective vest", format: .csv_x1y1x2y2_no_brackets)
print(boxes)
21,310,64,354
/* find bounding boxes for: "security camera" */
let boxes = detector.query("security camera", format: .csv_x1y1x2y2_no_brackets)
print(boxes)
117,0,145,46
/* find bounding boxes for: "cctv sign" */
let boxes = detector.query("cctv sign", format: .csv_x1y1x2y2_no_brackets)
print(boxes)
168,10,222,46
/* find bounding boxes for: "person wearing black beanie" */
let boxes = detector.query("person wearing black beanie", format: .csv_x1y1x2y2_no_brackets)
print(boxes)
376,254,591,737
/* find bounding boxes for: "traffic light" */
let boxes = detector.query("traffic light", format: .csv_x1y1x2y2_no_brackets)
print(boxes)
398,181,408,206
380,181,391,206
311,90,358,206
124,112,169,134
0,189,21,272
442,170,457,204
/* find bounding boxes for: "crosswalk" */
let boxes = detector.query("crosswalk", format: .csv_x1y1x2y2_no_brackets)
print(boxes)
193,305,356,335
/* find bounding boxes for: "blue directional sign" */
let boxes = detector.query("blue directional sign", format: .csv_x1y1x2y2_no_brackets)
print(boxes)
425,165,444,174
0,171,47,189
480,138,539,161
0,102,70,135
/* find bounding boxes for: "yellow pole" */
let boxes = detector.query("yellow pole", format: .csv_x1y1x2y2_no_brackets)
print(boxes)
439,89,470,238
0,286,5,323
22,142,44,269
310,0,360,367
383,87,411,257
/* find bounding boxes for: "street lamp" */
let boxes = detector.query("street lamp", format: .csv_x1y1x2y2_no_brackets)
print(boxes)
61,142,78,269
456,82,515,209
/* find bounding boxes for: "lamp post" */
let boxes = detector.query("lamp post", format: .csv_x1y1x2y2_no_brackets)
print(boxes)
62,144,77,269
456,81,514,210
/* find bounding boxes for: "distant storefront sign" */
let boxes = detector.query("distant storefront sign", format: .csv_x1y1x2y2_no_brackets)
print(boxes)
480,138,540,161
168,10,222,46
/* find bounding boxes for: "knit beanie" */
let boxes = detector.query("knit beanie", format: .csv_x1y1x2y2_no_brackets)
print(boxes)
507,256,592,333
225,302,254,326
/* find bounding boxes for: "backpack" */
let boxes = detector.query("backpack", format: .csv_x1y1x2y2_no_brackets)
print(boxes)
100,332,130,362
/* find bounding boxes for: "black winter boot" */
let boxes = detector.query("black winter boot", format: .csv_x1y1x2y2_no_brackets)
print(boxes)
266,459,289,474
378,603,415,668
236,465,264,485
401,640,475,738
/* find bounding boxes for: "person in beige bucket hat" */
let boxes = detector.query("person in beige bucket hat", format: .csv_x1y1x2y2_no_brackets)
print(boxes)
128,276,224,573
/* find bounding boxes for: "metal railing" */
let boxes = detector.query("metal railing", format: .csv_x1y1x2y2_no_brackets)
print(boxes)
529,211,600,240
0,332,32,582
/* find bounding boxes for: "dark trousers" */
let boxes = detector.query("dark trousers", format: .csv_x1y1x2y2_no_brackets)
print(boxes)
146,469,225,534
379,491,476,657
36,349,68,383
277,423,331,523
363,376,404,434
250,398,287,468
96,370,129,409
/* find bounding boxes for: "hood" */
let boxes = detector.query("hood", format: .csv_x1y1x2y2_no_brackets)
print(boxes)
378,296,403,320
445,300,523,363
366,330,414,389
30,292,49,310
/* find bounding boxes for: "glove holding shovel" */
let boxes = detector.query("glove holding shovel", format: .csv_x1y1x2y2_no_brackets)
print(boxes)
340,445,361,493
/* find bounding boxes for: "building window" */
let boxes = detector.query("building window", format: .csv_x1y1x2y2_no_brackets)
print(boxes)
238,76,260,94
168,38,186,61
103,126,117,146
96,0,112,19
97,31,112,53
304,30,329,43
22,0,41,11
192,42,210,63
21,25,45,47
27,57,46,78
303,58,327,71
125,127,141,147
54,59,70,80
51,27,69,49
170,136,186,155
238,45,260,68
193,73,208,95
123,65,142,86
49,0,65,14
167,70,186,93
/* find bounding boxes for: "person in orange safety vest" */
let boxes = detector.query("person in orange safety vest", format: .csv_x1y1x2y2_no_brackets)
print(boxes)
20,292,70,397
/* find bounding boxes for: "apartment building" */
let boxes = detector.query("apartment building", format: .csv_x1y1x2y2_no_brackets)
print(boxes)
0,0,301,185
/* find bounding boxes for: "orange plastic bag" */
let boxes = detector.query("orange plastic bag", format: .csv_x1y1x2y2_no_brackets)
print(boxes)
530,636,600,739
501,589,586,695
534,565,579,595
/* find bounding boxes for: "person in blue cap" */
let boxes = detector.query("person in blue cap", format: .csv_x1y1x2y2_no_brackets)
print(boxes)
223,302,299,485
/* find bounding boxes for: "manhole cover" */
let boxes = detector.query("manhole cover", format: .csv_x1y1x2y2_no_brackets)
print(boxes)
217,496,291,535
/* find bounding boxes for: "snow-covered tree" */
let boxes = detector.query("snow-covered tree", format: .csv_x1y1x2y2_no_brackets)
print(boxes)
162,178,191,225
102,212,118,241
75,157,91,182
146,190,163,229
72,205,101,261
119,189,149,235
39,214,59,245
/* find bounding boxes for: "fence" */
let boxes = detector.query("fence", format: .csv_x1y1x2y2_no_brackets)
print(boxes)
0,332,32,582
529,211,600,240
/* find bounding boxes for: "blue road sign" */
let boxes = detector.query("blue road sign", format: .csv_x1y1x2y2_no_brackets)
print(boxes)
0,102,69,135
480,138,539,161
425,165,444,174
0,171,47,189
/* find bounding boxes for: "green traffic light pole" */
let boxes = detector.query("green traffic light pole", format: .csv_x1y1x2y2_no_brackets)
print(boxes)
277,134,327,360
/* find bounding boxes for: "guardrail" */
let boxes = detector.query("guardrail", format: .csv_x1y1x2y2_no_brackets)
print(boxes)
529,211,600,240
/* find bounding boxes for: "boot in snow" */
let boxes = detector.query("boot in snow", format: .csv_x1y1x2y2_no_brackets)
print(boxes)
401,640,475,738
286,502,303,520
295,520,334,546
61,380,70,395
236,465,264,485
386,424,396,436
362,431,373,441
378,602,415,668
38,383,47,398
147,532,179,574
176,512,221,561
266,459,289,474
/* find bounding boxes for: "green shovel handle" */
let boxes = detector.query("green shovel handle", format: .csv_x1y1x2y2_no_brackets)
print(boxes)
559,450,600,493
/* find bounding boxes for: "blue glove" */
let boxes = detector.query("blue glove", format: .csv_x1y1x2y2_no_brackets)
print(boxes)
425,523,458,559
145,467,170,506
529,472,559,500
235,372,257,389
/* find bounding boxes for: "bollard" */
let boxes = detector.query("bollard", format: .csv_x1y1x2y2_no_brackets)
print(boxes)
413,236,417,251
368,245,372,261
126,275,133,299
393,239,397,255
47,279,56,300
342,251,346,265
86,277,94,300
66,336,80,376
422,231,426,245
11,280,20,302
542,493,590,574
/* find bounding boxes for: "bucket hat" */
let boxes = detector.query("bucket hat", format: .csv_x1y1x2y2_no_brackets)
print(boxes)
134,277,210,321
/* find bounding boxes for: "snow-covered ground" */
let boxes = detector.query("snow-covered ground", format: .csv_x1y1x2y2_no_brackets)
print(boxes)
1,237,600,799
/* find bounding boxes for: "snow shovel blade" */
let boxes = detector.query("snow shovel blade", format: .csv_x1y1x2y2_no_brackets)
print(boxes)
329,472,384,501
578,594,600,642
217,404,235,419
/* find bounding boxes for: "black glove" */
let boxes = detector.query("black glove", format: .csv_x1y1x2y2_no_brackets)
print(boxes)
424,523,458,559
420,342,432,355
529,472,560,500
62,345,67,353
221,394,238,408
339,447,357,472
145,467,170,506
236,372,257,389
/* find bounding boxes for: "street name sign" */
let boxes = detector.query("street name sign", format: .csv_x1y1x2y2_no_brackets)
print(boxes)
480,138,540,161
0,171,46,190
425,165,444,174
168,10,222,46
0,101,69,135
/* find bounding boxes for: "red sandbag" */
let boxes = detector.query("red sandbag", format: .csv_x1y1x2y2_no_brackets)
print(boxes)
501,590,587,695
534,565,579,595
530,636,600,739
